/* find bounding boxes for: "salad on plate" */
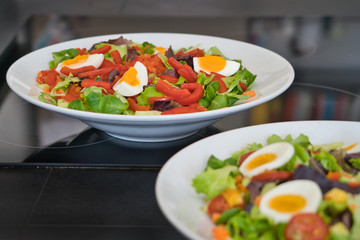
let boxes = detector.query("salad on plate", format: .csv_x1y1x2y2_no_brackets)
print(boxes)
34,36,257,115
192,134,360,240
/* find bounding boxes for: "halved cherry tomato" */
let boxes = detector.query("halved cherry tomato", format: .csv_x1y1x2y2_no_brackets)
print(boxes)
251,170,292,181
127,98,151,112
285,213,329,240
207,194,230,217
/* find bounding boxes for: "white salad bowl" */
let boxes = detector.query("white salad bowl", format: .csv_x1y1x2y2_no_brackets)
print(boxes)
155,120,360,239
6,33,294,142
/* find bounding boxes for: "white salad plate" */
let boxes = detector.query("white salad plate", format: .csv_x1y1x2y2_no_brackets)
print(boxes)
155,120,360,240
6,33,294,142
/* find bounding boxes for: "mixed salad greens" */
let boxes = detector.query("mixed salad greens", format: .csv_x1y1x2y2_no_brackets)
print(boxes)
192,134,360,240
35,36,257,115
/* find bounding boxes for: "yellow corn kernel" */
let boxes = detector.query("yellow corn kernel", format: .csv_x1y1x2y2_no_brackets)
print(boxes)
222,189,244,207
324,188,348,204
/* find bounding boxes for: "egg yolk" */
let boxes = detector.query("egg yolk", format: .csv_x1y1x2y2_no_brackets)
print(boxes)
155,46,166,54
119,67,140,86
344,143,357,151
268,195,306,213
198,55,226,73
245,153,276,171
62,54,89,67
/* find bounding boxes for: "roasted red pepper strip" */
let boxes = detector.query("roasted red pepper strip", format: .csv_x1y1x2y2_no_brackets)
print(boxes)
47,69,58,87
159,75,179,84
60,66,96,77
148,96,174,104
78,67,114,79
100,59,115,68
89,44,112,54
182,48,205,57
110,50,122,64
239,82,248,91
167,57,184,71
161,103,207,115
211,76,227,93
174,82,204,105
81,79,113,90
127,98,151,112
155,78,191,99
251,171,292,181
177,65,198,83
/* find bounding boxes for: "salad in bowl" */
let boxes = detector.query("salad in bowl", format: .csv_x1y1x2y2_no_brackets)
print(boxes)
34,35,257,115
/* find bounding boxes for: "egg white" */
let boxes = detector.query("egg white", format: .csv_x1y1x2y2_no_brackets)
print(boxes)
113,61,148,97
193,57,240,77
239,142,295,178
344,142,360,154
55,54,104,74
259,180,322,223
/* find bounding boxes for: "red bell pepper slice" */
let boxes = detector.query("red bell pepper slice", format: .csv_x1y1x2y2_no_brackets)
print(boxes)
155,78,191,99
183,48,205,57
177,65,198,83
148,96,174,104
60,66,96,77
167,57,184,71
110,50,122,64
81,79,113,90
239,82,248,91
161,103,207,115
211,76,227,93
173,82,204,105
89,45,112,54
100,59,115,68
78,67,114,79
47,69,58,87
127,98,151,112
159,75,179,84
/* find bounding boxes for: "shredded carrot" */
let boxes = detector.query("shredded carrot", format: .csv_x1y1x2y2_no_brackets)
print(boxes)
349,203,357,212
254,195,262,206
43,86,50,94
212,225,230,240
211,213,221,223
242,90,256,98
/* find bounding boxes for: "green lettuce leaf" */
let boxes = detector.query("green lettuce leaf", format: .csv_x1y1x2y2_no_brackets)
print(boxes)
192,165,237,200
136,86,163,105
49,48,79,69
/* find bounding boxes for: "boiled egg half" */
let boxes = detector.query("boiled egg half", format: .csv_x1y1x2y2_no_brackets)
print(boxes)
193,55,240,76
259,180,322,223
344,142,360,154
113,61,148,97
55,54,104,75
239,142,295,178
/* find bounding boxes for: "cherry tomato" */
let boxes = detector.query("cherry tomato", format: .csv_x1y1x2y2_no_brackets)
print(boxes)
284,213,329,240
207,194,230,217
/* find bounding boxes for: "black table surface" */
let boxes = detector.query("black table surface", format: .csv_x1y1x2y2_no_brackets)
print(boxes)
0,14,359,240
